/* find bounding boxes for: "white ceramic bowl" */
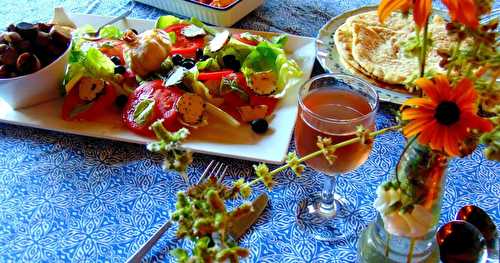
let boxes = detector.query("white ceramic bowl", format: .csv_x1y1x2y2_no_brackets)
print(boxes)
0,45,71,109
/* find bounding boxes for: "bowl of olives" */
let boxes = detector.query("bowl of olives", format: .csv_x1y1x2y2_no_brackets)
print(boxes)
0,22,71,109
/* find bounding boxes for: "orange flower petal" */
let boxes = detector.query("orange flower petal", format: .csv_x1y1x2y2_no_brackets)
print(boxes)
429,124,446,151
413,0,432,29
417,120,438,145
461,112,494,132
443,128,460,156
402,97,436,109
378,0,411,24
416,78,441,103
401,108,434,120
453,78,477,108
433,75,453,101
443,0,479,29
403,118,433,137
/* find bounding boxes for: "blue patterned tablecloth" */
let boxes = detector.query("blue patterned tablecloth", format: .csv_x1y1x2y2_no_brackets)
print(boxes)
1,1,499,262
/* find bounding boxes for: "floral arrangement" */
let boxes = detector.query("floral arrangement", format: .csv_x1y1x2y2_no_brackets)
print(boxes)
373,0,499,246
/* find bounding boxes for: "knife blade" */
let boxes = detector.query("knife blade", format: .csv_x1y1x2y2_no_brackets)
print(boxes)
229,193,269,240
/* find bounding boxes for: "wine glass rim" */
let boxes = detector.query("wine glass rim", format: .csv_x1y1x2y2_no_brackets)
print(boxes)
298,73,379,124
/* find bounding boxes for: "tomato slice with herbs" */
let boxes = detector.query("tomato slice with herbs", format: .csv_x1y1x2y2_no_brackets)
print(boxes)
62,81,117,121
154,86,184,132
123,80,162,137
123,80,185,137
198,70,234,81
233,33,259,46
164,24,205,58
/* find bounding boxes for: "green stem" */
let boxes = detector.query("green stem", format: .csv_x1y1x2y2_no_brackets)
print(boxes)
407,238,416,263
419,20,430,79
447,41,462,78
395,136,417,185
384,230,391,258
247,125,401,187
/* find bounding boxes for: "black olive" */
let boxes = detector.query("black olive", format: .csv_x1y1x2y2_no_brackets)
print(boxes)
115,94,129,108
129,28,138,35
6,24,16,32
181,58,196,69
195,48,204,60
0,45,18,66
251,119,269,134
199,55,210,61
223,55,240,71
16,52,41,74
15,22,37,40
35,31,50,47
114,65,126,74
223,55,236,64
110,56,122,65
172,54,184,66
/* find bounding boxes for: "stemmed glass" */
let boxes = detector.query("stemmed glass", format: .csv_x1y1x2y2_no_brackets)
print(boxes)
294,73,379,241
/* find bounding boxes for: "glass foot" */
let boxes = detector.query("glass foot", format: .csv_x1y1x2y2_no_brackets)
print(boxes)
296,193,354,241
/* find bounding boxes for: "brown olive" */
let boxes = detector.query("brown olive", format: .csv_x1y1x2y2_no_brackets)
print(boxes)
0,45,18,66
6,24,16,32
3,32,22,44
49,26,71,46
15,22,38,40
45,43,65,57
16,40,32,52
0,65,10,78
37,23,53,33
16,52,41,74
35,31,50,47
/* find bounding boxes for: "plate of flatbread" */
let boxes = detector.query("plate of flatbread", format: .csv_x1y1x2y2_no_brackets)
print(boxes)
317,5,451,104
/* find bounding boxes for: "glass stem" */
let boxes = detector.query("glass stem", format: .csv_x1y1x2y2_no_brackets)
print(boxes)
319,174,337,216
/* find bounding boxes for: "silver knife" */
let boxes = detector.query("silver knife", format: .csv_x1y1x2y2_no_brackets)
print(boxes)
229,193,269,240
126,193,268,263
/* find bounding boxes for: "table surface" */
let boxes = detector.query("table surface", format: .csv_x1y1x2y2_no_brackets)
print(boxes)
1,1,499,262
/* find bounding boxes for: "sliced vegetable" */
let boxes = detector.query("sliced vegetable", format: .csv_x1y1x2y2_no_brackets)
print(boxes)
154,86,185,132
165,24,205,58
250,95,279,115
206,102,240,127
196,58,220,71
189,17,217,36
209,30,230,52
164,67,188,87
133,98,156,125
234,32,261,46
123,80,162,137
238,105,268,122
176,93,207,127
198,70,234,81
181,24,206,38
99,25,123,39
62,80,117,121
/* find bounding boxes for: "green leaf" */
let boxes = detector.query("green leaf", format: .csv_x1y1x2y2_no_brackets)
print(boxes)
83,47,116,78
99,25,123,39
155,15,182,29
189,17,217,35
170,248,189,262
271,34,288,47
69,102,94,119
220,77,248,101
196,58,220,71
164,67,188,87
167,31,177,44
133,99,155,125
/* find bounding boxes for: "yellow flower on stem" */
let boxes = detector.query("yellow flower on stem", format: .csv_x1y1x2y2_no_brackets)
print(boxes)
401,75,493,156
378,0,432,29
441,0,480,29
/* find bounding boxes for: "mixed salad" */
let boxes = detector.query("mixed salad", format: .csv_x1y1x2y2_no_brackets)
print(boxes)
61,15,302,137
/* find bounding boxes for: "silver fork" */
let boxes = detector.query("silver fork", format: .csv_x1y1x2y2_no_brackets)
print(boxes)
125,160,228,263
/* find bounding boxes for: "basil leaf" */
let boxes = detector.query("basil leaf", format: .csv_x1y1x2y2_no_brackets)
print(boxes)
69,102,94,119
133,99,155,125
163,67,188,87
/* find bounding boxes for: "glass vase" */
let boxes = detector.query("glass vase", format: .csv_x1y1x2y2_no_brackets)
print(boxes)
358,138,449,262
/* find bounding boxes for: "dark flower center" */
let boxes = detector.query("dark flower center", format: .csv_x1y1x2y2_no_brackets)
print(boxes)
434,101,460,126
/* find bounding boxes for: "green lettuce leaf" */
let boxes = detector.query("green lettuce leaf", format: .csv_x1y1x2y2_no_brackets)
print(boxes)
99,25,123,39
155,15,182,29
196,58,220,71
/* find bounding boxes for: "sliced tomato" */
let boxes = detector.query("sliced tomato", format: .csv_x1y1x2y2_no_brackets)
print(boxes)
98,39,125,64
223,91,247,109
250,95,279,115
154,86,184,132
233,33,258,46
198,70,234,81
62,82,117,121
164,24,205,58
122,80,162,137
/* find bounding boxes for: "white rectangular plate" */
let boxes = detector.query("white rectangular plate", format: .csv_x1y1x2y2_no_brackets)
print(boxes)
0,14,315,164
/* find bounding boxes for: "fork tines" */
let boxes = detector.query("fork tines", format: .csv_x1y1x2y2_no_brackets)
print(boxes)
197,160,228,185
